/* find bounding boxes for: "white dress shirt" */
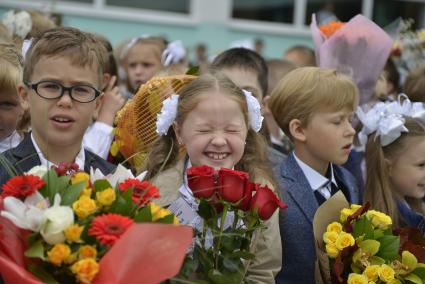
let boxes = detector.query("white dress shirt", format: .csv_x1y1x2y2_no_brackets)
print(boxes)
83,121,114,159
0,131,22,153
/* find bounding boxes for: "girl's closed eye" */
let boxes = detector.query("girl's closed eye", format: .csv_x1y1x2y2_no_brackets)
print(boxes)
0,101,18,109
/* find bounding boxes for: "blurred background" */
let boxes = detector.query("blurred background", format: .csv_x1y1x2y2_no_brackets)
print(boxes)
1,0,424,60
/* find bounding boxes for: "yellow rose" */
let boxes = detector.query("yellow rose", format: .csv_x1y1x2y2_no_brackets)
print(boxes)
71,172,90,188
64,252,78,265
366,210,392,230
47,243,71,266
363,265,380,282
149,203,179,224
379,264,395,282
71,258,99,284
335,232,355,250
326,243,340,258
78,245,97,259
80,187,93,197
327,222,343,234
96,188,116,206
348,273,368,284
72,196,97,219
64,224,84,243
340,204,362,222
323,231,339,244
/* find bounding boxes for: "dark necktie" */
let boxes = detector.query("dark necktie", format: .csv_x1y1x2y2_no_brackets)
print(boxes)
314,181,339,205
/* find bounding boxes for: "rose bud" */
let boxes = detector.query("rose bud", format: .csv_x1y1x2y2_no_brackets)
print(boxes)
249,185,287,220
217,168,250,203
187,165,216,199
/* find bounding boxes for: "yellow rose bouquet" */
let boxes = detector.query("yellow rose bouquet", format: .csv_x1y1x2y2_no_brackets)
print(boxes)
314,192,425,284
0,163,192,284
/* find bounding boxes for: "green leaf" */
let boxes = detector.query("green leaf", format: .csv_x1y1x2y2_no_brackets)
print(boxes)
376,235,400,261
222,257,243,273
27,232,40,246
403,250,418,272
229,250,255,260
27,263,59,284
41,170,59,203
368,256,385,266
134,206,153,222
198,199,215,220
109,188,136,216
352,216,374,239
60,181,85,206
186,66,200,76
373,229,384,239
412,267,425,279
358,239,380,255
24,240,45,260
405,273,423,284
157,214,176,224
207,269,229,284
94,179,112,192
221,233,242,252
56,176,71,193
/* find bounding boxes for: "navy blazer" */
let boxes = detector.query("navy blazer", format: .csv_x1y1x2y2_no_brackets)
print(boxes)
275,153,361,284
0,133,116,186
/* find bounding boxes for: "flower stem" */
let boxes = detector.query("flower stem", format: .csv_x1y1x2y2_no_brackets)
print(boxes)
232,210,239,230
214,203,229,269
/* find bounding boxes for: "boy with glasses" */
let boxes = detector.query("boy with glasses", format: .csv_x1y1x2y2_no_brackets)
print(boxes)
0,27,115,185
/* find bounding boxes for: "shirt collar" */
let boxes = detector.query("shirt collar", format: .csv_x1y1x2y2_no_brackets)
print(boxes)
0,131,22,153
293,152,337,191
30,132,85,170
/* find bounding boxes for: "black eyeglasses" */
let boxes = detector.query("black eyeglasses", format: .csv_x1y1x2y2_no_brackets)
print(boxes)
26,81,101,103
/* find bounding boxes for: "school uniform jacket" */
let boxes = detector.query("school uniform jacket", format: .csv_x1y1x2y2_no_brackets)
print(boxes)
0,133,116,186
150,158,282,284
274,153,361,284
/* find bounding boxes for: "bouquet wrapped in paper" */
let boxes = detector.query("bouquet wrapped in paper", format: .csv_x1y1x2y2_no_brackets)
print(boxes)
314,192,425,284
311,14,393,105
0,163,193,284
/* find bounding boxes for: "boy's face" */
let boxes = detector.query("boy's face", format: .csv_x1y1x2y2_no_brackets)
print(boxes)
20,55,101,151
220,67,263,102
0,89,23,140
299,107,355,169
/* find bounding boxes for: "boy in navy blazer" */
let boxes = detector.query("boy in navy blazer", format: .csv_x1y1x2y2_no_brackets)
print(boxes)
0,27,115,185
269,67,362,284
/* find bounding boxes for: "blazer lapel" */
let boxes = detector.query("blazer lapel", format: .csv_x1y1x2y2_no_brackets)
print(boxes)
9,133,41,174
280,154,319,224
334,166,360,204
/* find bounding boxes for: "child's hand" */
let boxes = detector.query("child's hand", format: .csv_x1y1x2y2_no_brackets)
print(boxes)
97,76,125,126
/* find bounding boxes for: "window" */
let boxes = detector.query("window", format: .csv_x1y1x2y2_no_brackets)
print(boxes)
305,0,362,25
373,0,425,29
232,0,295,24
60,0,93,3
105,0,190,14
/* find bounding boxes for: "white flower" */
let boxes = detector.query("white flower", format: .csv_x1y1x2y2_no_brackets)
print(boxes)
90,164,147,188
26,165,48,178
40,194,74,245
156,94,179,136
1,191,48,232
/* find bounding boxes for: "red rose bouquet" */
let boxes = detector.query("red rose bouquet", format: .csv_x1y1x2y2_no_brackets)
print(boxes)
176,165,287,283
0,163,192,284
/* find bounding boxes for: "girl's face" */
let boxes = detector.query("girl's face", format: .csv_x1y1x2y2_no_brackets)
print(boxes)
174,91,248,169
124,43,162,92
0,89,23,140
389,136,425,199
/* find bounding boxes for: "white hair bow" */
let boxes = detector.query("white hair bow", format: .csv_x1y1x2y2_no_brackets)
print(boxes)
2,10,32,39
357,94,425,147
161,40,186,66
156,90,264,136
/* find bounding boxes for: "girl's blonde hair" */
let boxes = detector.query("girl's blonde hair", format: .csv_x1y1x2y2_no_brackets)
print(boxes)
0,42,22,92
270,67,358,140
364,118,425,227
143,72,276,187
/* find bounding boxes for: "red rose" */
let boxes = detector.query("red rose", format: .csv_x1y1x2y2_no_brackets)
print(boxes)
237,182,257,211
187,166,216,199
119,179,160,206
1,174,45,198
217,168,250,204
249,185,287,220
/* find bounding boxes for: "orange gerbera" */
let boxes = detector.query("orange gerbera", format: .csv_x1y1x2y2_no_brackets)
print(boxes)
319,20,345,38
118,178,160,206
88,214,133,246
1,174,45,198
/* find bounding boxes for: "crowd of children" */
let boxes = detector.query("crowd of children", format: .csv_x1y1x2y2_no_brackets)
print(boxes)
0,8,424,284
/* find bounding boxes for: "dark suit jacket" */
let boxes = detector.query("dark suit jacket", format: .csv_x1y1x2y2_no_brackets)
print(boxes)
0,133,116,186
275,153,361,284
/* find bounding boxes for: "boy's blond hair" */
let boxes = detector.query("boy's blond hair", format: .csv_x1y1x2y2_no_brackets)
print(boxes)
0,42,23,92
270,67,358,139
404,66,425,103
23,27,107,87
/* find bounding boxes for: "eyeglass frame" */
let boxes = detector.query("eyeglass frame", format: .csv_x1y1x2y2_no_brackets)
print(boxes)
25,80,102,103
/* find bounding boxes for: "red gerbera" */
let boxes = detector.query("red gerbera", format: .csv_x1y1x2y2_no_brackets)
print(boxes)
118,178,160,206
1,174,45,198
88,213,134,246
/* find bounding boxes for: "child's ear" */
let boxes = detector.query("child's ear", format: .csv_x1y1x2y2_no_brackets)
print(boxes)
103,73,111,90
92,93,103,119
18,84,29,109
385,158,393,176
289,119,307,142
172,122,183,145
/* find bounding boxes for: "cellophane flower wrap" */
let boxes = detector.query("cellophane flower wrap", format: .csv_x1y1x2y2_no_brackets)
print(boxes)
313,191,425,284
0,163,193,284
176,165,287,283
311,14,393,105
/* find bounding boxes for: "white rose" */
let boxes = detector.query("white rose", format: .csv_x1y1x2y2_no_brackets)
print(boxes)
40,194,74,245
26,165,48,178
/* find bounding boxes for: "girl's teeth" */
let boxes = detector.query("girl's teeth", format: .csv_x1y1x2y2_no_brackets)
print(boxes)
207,153,228,160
